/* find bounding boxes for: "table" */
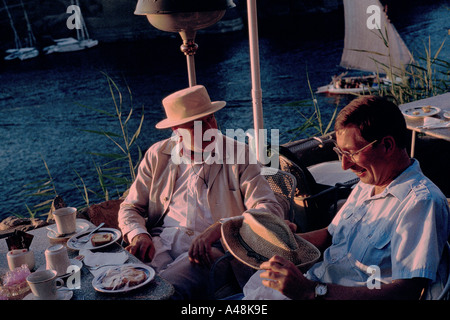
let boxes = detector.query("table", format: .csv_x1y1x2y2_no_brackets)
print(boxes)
399,92,450,157
0,220,174,300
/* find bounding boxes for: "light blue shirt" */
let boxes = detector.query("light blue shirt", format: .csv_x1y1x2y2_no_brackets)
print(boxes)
306,160,449,298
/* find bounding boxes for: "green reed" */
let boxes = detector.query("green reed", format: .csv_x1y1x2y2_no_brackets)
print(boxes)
77,73,144,205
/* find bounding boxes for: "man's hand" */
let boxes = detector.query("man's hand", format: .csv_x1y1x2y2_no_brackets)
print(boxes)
125,233,155,262
188,221,222,267
260,255,314,300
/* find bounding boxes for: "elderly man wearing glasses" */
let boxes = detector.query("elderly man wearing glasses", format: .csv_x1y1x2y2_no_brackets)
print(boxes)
240,95,449,300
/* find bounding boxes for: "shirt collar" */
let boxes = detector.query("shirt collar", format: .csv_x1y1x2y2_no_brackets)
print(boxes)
366,159,421,201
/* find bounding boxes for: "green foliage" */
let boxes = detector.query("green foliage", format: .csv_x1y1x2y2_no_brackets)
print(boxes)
77,73,144,206
286,72,338,141
19,156,58,219
355,29,449,104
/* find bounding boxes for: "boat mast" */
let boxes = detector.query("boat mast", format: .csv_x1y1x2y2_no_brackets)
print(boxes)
19,0,36,47
2,0,22,50
74,0,90,41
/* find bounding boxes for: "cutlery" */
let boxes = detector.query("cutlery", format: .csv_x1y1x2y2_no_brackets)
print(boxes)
417,123,450,130
75,222,105,243
87,263,127,270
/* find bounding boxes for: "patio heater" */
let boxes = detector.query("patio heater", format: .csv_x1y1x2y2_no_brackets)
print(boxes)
134,0,236,87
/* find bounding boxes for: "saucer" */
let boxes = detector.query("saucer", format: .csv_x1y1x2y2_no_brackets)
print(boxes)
47,219,90,240
23,289,73,300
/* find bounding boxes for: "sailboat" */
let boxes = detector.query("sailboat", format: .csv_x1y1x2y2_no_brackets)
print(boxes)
316,0,413,95
43,0,98,54
3,0,39,61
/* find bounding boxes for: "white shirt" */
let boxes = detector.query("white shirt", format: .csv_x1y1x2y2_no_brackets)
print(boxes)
155,154,214,260
163,159,213,232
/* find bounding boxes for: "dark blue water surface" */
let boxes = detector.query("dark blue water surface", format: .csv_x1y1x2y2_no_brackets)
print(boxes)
1,2,449,220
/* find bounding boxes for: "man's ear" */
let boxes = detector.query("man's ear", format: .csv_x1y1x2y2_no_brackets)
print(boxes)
381,136,396,155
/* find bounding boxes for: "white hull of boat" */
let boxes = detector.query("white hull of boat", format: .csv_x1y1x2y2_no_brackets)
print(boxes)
316,83,379,95
44,38,98,54
4,47,39,61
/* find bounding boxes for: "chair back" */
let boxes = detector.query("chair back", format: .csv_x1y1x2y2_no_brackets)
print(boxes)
436,242,450,300
281,133,337,168
261,167,297,222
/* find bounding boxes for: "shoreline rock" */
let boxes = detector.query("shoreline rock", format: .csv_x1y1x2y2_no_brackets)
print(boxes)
0,216,48,236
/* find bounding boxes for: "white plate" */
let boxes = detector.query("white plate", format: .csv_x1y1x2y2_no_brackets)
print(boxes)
66,228,121,250
92,264,155,293
46,219,90,240
402,106,441,118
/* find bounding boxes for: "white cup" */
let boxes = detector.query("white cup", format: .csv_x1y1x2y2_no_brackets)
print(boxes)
6,249,35,271
53,207,77,235
45,244,71,276
26,269,63,300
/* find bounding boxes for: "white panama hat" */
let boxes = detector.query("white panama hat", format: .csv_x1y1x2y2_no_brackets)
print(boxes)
155,85,226,129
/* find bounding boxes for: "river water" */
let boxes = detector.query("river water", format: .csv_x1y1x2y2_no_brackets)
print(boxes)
0,2,449,220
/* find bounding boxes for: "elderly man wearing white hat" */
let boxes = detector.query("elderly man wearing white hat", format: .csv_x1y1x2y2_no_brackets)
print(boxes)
118,85,284,299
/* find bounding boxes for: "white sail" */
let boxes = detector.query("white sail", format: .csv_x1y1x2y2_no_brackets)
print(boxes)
340,0,412,74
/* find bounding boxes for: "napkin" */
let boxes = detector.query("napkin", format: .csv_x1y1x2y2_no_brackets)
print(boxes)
80,249,128,276
420,117,450,129
6,230,33,250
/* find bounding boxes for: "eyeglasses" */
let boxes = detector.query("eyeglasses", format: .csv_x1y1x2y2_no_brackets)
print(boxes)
333,140,378,163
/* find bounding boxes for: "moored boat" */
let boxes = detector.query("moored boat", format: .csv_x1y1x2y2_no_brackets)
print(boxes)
316,0,413,95
2,0,39,61
43,0,98,54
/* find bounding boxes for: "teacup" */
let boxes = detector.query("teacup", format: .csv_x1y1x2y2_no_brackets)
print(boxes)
26,270,63,300
45,244,71,276
6,249,35,271
53,207,77,235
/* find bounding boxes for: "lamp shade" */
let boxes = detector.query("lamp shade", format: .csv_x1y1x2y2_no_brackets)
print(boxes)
135,0,235,15
135,0,235,34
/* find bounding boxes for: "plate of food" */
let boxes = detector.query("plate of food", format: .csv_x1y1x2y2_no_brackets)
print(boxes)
67,228,121,250
402,105,441,118
92,264,155,293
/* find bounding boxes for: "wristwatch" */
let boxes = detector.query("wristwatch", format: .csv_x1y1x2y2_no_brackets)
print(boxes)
314,283,328,299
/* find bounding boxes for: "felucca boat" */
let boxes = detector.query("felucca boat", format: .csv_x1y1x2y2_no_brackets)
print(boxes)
316,0,413,95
